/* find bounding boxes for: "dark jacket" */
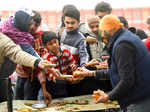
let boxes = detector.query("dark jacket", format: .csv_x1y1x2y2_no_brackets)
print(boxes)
109,28,150,108
60,28,89,66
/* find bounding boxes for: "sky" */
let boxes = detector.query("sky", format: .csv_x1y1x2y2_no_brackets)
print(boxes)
0,0,150,11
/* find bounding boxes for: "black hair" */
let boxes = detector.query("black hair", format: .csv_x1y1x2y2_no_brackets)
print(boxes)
61,4,77,27
128,27,136,34
95,1,112,14
136,29,148,40
42,31,58,45
32,10,42,24
63,7,80,21
62,4,77,14
118,16,128,27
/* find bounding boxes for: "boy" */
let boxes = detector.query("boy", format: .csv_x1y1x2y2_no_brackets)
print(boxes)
42,31,77,98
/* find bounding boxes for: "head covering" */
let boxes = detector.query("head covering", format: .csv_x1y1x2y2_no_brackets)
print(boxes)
99,15,123,31
0,16,34,46
87,16,99,25
13,8,35,32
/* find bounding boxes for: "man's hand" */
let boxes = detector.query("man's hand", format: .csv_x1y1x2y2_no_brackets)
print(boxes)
93,90,109,104
43,90,52,106
38,60,54,69
85,59,99,67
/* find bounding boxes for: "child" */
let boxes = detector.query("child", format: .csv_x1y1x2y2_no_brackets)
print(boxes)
42,31,77,98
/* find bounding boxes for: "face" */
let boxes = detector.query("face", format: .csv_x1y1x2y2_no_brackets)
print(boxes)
147,19,150,31
88,22,99,35
101,29,114,45
45,39,60,54
96,11,109,19
28,19,40,34
64,16,79,32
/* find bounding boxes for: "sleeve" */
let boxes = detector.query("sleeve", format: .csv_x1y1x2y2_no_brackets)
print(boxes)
19,44,41,58
95,69,110,80
108,42,136,101
0,33,38,68
78,38,89,66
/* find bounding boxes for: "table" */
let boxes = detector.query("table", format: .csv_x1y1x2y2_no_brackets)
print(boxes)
0,95,120,112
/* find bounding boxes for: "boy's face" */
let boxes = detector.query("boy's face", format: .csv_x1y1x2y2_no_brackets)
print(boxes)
64,16,79,32
45,39,60,54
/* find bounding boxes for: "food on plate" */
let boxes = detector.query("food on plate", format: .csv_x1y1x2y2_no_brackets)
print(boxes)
17,108,32,112
84,36,97,43
73,69,84,78
93,90,101,100
43,63,56,67
24,102,35,107
60,75,73,78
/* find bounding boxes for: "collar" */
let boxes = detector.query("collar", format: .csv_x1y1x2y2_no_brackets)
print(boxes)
67,27,79,35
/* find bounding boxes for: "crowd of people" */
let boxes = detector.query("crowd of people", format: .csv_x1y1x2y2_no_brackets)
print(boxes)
0,1,150,112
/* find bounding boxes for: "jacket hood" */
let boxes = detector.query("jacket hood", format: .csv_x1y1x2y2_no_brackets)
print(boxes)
13,8,35,32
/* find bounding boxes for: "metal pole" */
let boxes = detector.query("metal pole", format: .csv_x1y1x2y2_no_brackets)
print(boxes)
7,78,13,112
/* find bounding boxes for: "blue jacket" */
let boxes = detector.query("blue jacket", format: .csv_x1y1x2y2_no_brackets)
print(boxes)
110,28,150,108
60,28,89,66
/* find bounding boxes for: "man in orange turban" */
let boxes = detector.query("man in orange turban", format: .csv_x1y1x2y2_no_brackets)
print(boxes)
91,15,150,111
99,15,123,44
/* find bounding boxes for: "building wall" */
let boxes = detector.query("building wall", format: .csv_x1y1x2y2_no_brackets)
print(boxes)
1,7,150,34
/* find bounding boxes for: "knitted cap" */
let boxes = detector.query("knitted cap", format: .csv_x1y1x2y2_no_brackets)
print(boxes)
99,15,123,31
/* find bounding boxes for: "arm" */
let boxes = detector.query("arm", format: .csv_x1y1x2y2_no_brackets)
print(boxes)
0,33,37,68
108,42,136,101
78,38,89,66
95,69,109,80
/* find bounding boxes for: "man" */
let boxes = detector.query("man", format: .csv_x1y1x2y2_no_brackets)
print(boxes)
93,15,150,112
60,7,88,67
60,7,89,96
0,32,51,102
94,1,112,19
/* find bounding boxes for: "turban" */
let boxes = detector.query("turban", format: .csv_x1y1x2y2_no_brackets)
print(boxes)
99,15,123,31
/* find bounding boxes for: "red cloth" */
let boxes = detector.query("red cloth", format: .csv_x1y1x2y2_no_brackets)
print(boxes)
144,37,150,52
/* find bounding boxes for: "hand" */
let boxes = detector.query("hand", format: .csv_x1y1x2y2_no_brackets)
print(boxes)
42,90,52,105
85,59,99,67
47,68,64,80
70,64,77,72
95,60,108,70
38,60,54,69
93,90,109,103
65,77,83,84
73,67,93,78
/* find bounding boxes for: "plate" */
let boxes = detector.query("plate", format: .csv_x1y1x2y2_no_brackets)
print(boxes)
43,63,56,67
60,75,73,78
32,104,47,109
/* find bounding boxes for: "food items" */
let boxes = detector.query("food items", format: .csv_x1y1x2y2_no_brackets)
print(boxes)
93,90,100,100
43,63,56,67
73,70,81,78
85,36,97,44
60,75,73,78
53,99,89,106
17,108,32,112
